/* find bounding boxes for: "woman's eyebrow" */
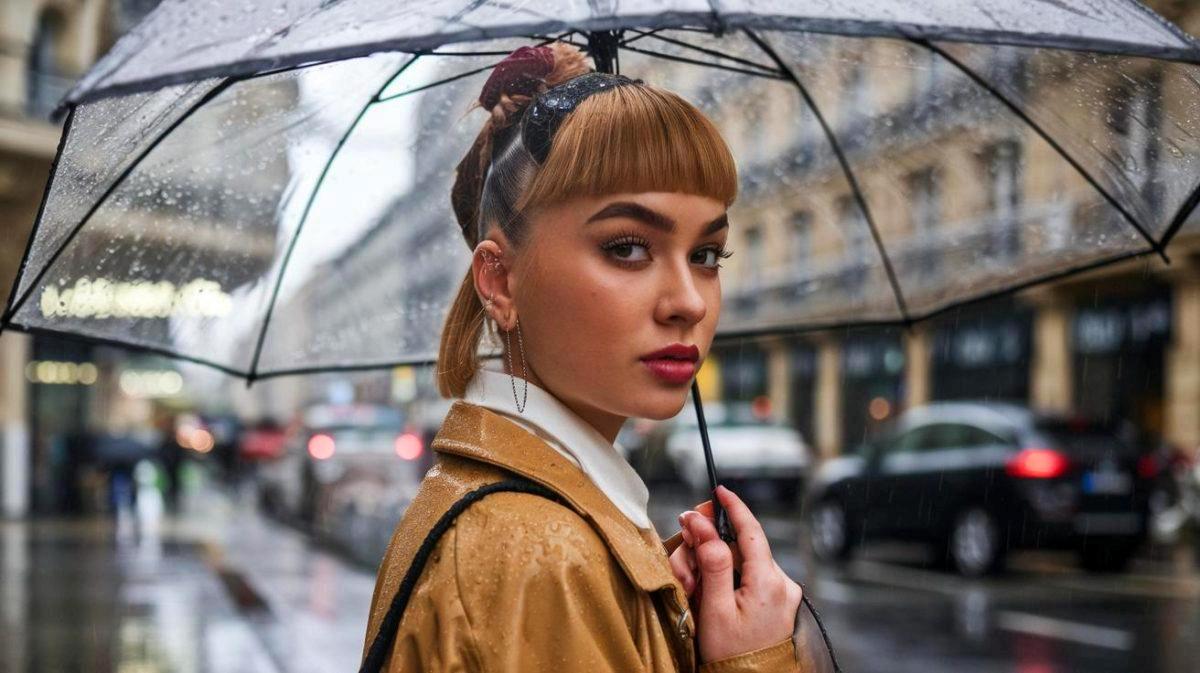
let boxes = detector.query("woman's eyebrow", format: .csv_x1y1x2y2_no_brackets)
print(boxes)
585,201,728,235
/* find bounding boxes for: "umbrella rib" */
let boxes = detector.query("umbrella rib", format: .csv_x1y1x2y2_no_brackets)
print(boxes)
1158,177,1200,249
0,79,237,329
375,61,496,102
621,28,783,77
244,55,423,386
743,28,913,325
0,106,76,333
375,31,579,103
617,43,788,81
909,38,1170,264
2,321,251,378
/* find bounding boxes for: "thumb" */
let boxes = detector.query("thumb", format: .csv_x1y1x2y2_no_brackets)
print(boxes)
682,511,735,614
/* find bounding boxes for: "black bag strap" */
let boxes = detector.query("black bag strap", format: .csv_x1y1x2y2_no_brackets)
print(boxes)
359,477,563,673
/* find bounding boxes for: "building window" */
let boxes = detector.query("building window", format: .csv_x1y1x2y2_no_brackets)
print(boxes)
742,225,763,288
25,10,71,120
1107,71,1163,211
911,48,945,98
905,167,941,282
837,195,870,297
981,140,1022,259
841,60,871,127
789,210,812,269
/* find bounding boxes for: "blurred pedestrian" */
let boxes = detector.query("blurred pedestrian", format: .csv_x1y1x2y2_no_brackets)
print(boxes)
155,414,185,514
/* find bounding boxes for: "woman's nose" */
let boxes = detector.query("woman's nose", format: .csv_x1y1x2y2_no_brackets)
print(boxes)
655,260,708,326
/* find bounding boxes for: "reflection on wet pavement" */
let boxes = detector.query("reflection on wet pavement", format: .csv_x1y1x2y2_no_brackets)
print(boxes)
0,471,374,673
2,473,1198,672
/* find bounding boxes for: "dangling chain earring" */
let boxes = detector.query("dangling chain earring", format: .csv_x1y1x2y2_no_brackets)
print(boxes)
484,291,528,413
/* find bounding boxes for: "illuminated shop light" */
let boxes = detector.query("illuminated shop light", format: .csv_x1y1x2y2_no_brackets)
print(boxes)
24,360,99,385
119,369,184,398
39,277,232,319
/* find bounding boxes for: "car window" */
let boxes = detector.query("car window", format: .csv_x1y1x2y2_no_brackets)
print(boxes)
1033,419,1133,455
961,426,1012,448
888,426,932,454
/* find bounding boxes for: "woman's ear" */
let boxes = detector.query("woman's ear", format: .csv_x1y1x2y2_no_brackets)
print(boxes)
472,237,516,330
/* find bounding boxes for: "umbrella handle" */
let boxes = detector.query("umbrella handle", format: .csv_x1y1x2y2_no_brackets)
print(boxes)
690,379,736,546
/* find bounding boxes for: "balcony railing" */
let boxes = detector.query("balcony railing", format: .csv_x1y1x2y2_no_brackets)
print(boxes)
723,199,1081,323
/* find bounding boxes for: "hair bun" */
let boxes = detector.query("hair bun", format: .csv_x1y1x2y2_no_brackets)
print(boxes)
452,42,594,247
475,42,594,130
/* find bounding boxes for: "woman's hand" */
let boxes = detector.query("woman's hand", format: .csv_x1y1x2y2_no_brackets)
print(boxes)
668,485,803,663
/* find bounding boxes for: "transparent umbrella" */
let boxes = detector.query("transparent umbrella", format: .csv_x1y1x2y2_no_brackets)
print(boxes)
5,3,1200,669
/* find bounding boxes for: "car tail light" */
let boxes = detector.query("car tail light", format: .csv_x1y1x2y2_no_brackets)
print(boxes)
395,432,423,461
1006,448,1071,479
1136,454,1162,479
308,433,336,460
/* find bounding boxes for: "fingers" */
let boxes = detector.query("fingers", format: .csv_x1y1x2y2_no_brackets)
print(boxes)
668,543,698,596
714,485,774,578
680,511,735,613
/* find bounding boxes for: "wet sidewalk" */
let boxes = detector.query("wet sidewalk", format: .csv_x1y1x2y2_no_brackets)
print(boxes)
0,472,377,673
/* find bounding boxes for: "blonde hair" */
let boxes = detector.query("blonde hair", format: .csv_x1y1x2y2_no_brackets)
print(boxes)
437,64,738,399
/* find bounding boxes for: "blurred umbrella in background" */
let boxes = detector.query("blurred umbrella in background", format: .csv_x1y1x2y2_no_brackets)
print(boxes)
2,0,1199,381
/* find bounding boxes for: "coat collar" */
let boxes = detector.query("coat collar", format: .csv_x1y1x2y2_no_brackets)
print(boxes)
432,399,680,594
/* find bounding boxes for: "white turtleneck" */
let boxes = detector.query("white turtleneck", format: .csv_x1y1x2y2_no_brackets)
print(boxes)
461,363,653,531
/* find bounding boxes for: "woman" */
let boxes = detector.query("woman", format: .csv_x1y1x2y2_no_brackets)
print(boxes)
361,41,814,672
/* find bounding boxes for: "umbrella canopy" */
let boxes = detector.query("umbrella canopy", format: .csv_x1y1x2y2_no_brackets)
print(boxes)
4,0,1200,383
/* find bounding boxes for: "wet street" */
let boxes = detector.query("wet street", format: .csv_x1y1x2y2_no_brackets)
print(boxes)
649,489,1200,673
2,473,1197,673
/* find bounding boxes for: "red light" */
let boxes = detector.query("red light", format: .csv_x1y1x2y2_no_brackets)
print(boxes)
307,433,336,460
395,433,423,461
1136,454,1161,479
751,395,771,420
1006,448,1071,479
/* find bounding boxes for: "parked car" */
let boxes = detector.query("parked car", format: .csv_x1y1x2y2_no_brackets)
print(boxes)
257,403,428,536
644,401,812,505
238,418,288,462
804,401,1155,577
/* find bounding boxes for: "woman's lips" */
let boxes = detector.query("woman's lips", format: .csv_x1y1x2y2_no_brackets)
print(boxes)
641,358,697,385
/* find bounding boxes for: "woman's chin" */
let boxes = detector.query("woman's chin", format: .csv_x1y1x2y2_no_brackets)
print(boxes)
625,387,692,421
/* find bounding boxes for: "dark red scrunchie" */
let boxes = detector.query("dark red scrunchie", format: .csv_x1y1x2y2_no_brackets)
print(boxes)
478,44,555,110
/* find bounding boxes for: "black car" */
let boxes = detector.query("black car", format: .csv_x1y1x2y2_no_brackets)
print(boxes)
804,401,1155,576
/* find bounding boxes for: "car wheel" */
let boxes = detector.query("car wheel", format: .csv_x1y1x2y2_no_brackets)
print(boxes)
948,507,1004,578
1078,537,1139,573
809,498,855,563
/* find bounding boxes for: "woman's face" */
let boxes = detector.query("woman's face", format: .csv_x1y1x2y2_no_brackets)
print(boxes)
496,191,730,442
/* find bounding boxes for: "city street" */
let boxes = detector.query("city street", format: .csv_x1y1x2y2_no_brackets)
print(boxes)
2,472,1196,673
648,489,1200,673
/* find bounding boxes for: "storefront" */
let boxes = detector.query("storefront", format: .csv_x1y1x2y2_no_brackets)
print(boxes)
789,344,817,444
931,301,1032,402
714,339,768,403
840,329,905,449
1072,285,1171,441
26,335,97,514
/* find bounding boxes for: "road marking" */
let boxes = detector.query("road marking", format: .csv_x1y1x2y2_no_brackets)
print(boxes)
995,611,1133,651
809,579,856,604
846,559,968,597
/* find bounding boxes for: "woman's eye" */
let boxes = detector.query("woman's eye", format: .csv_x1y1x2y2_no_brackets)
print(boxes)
605,241,650,262
693,247,729,269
